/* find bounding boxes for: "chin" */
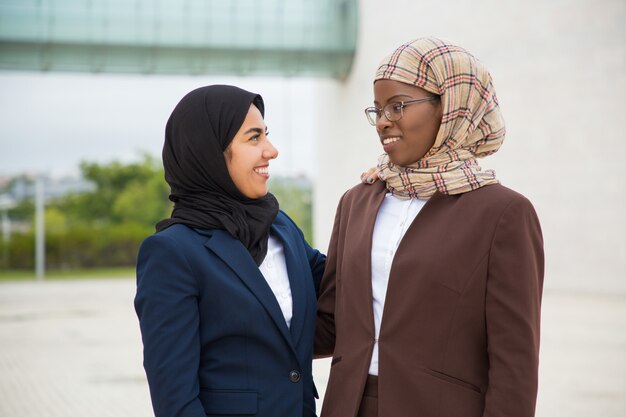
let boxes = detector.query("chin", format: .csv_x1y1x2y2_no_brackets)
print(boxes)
252,189,269,199
388,156,406,166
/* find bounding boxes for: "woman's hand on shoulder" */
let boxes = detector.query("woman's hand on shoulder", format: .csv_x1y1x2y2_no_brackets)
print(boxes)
360,167,379,185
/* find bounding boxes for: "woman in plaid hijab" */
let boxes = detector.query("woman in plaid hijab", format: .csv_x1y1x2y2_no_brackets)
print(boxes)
316,38,544,417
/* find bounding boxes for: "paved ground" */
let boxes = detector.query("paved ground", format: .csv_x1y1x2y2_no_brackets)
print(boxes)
0,278,624,417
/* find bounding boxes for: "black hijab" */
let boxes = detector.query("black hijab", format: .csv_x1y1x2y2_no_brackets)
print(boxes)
156,85,279,265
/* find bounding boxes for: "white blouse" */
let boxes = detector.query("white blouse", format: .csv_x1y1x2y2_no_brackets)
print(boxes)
369,193,427,375
258,234,293,328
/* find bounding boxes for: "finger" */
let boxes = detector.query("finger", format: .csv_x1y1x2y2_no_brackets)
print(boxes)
361,167,379,184
365,167,377,176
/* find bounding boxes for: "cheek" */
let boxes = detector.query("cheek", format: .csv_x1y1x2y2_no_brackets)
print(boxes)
427,119,441,146
415,109,442,148
406,120,435,145
225,153,249,185
225,157,239,183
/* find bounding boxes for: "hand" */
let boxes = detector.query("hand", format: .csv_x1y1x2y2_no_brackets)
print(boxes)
360,167,379,185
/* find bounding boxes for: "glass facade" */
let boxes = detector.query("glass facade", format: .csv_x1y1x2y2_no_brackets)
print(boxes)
0,0,357,78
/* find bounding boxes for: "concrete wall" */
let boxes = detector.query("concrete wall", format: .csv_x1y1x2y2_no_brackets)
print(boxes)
313,0,626,294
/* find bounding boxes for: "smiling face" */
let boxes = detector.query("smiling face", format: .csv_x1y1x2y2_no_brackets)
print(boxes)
373,79,443,166
224,104,278,199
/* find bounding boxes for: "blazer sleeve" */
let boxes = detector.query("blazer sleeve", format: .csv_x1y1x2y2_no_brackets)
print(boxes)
314,192,346,357
134,234,206,417
306,238,326,298
484,195,544,417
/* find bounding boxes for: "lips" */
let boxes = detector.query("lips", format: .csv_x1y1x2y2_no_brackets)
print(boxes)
253,166,270,179
381,136,401,153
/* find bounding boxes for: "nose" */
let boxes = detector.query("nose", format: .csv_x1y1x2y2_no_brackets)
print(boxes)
263,139,279,160
375,113,393,132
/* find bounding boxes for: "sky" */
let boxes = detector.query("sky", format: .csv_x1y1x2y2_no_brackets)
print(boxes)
0,71,317,179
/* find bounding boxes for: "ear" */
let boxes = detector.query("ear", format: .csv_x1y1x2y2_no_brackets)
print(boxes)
223,144,233,162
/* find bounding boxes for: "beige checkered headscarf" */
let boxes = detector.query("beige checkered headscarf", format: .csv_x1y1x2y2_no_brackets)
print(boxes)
375,37,505,199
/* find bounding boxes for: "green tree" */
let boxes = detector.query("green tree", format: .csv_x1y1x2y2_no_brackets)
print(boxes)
45,207,67,234
112,174,171,227
6,155,172,270
55,154,170,227
8,199,34,222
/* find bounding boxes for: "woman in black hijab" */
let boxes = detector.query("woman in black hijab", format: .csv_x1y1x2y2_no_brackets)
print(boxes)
134,85,326,417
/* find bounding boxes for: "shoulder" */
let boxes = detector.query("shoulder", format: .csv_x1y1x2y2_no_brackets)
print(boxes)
143,223,192,245
462,183,527,202
275,210,294,227
456,183,536,213
462,185,542,236
423,184,540,234
273,210,297,231
140,223,211,254
338,181,386,209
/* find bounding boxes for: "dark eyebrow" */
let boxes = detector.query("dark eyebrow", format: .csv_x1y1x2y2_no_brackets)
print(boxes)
244,127,264,135
373,94,413,105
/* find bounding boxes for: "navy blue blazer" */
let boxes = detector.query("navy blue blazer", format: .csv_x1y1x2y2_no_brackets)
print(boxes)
135,211,325,417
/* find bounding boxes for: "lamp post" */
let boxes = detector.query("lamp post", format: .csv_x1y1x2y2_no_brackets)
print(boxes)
35,176,45,281
0,194,16,268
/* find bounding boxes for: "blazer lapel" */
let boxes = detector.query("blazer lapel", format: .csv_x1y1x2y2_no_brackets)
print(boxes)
270,221,306,346
203,230,296,355
348,183,388,336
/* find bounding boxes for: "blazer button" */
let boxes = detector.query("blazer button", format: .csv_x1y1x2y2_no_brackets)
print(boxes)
289,370,301,383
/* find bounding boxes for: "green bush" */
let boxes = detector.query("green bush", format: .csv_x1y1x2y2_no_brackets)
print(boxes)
0,233,35,270
1,222,152,271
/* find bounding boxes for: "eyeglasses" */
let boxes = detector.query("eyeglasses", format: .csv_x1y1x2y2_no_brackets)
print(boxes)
364,96,439,126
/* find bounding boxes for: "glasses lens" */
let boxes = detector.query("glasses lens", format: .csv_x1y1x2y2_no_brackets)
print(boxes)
365,108,378,125
384,103,403,122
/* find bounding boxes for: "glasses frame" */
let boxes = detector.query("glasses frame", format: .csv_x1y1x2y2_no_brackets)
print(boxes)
364,96,439,126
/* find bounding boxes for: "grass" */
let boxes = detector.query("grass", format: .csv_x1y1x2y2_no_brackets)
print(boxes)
0,267,135,282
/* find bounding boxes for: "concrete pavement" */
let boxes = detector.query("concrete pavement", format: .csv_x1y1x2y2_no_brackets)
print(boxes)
0,278,624,416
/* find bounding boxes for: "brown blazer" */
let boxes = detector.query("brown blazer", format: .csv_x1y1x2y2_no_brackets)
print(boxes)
316,182,544,417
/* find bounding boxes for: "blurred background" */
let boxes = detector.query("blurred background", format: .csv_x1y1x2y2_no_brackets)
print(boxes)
0,1,624,416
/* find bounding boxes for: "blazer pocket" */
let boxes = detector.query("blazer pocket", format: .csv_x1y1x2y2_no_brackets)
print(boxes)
331,356,342,366
199,390,258,415
423,368,482,394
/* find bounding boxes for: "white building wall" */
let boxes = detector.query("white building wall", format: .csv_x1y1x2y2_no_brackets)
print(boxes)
313,0,626,294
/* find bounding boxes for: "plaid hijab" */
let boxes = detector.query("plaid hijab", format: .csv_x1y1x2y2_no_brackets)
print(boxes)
375,37,505,199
